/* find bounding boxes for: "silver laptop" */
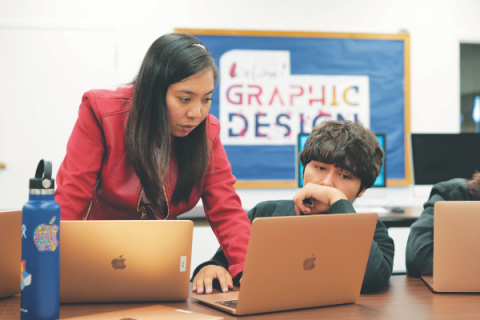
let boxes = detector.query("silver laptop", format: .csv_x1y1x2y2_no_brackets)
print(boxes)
0,210,22,298
60,220,193,303
192,213,378,316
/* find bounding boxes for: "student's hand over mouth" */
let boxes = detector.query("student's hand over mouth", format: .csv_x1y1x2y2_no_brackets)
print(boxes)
293,183,347,215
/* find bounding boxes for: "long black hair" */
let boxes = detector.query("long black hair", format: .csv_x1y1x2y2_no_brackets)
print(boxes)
125,33,218,207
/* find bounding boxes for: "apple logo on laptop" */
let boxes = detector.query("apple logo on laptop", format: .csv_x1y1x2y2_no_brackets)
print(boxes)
303,254,316,271
112,255,126,270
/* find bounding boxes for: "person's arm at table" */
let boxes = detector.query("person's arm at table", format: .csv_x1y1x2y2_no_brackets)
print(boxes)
406,179,469,277
192,204,261,294
191,247,232,294
200,115,251,280
405,196,436,277
327,200,394,293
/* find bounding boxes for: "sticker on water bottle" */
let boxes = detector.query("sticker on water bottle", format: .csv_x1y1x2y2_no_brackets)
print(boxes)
33,216,59,252
22,224,27,238
20,260,32,290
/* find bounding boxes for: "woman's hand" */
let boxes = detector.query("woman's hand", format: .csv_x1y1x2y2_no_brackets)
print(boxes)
293,183,347,215
192,265,233,294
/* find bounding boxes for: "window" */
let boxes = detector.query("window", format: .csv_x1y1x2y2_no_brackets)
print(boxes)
460,43,480,132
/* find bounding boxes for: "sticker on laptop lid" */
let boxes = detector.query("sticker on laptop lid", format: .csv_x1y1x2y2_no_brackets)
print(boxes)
180,256,187,272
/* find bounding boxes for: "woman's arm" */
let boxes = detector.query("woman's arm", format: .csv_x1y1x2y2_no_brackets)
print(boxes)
55,93,105,220
201,116,251,278
192,203,261,294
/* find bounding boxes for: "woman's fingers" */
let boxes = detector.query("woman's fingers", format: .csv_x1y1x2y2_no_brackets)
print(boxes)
191,265,233,294
217,269,233,292
227,272,234,289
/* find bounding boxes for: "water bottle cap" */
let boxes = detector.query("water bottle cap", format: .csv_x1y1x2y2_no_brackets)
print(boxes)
29,159,55,190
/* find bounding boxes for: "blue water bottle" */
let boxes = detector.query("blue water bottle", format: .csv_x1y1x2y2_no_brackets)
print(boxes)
21,160,60,320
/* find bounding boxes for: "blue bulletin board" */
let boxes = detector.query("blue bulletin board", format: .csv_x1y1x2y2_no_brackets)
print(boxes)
176,29,411,187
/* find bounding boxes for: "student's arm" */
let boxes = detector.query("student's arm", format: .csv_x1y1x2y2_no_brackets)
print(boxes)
361,220,394,292
405,204,434,277
329,200,394,293
405,179,469,277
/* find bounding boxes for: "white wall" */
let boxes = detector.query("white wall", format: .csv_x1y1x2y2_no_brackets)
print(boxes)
2,0,480,210
3,0,480,129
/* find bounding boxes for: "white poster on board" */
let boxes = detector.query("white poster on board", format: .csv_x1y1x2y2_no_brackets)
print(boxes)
219,50,370,145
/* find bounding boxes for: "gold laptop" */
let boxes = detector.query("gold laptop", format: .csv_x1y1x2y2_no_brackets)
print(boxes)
192,213,378,316
63,305,223,319
60,220,193,303
421,201,480,293
0,210,21,299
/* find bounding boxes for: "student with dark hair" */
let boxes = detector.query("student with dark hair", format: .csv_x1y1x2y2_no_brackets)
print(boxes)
55,33,251,279
192,120,394,294
406,173,480,277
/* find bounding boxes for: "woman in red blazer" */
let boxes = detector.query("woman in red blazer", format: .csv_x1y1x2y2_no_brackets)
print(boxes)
55,33,251,288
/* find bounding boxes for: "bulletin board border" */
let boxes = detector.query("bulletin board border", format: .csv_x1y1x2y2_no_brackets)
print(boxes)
175,28,411,188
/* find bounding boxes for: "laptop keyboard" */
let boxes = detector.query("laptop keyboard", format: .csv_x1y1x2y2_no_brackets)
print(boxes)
216,299,238,309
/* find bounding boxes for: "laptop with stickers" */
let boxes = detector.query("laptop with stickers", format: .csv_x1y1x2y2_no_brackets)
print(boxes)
192,213,377,316
0,210,22,299
60,220,193,303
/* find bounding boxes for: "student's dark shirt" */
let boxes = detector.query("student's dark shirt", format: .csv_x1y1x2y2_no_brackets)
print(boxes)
406,178,471,277
193,199,395,293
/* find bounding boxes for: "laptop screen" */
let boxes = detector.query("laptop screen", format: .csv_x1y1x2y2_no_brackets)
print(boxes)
411,133,480,185
297,133,386,188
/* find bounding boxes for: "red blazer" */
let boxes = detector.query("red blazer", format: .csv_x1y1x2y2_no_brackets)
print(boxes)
55,86,251,277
